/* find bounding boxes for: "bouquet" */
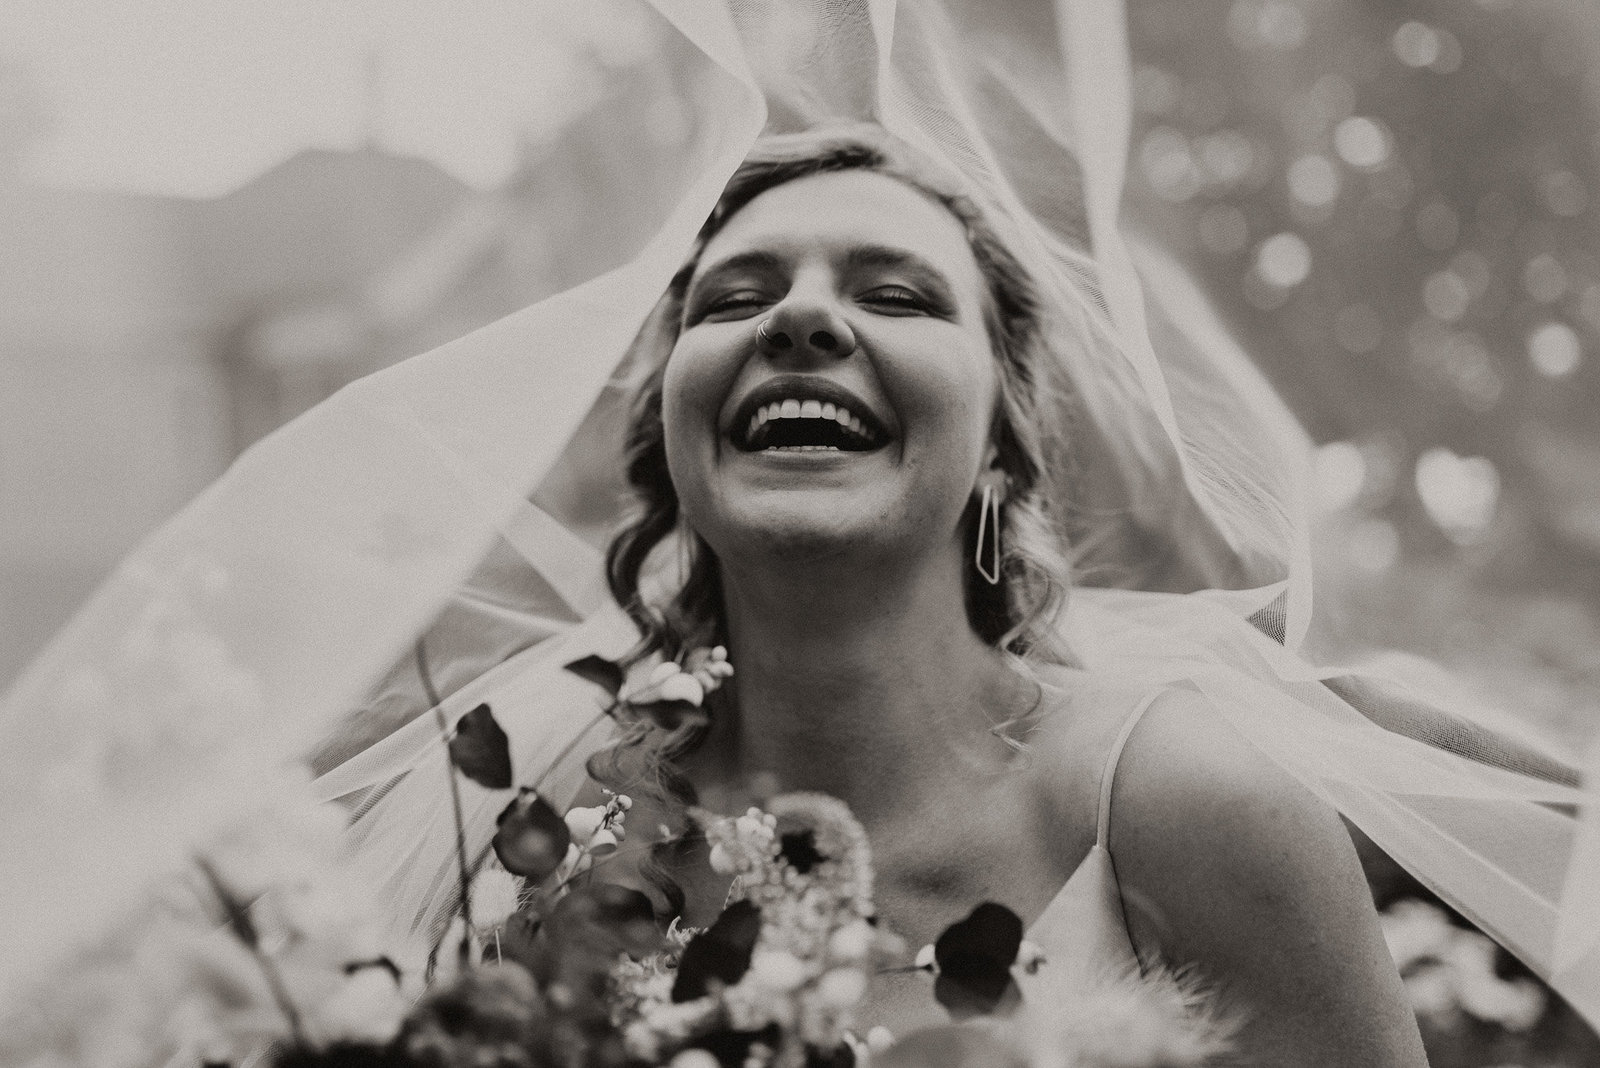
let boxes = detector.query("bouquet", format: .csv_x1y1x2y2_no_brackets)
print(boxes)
2,645,1228,1068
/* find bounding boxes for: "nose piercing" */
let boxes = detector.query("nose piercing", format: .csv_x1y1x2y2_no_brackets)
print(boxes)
756,318,791,350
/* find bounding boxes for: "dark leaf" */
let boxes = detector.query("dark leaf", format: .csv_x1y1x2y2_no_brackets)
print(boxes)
397,963,550,1058
563,655,625,698
271,1041,412,1067
498,907,551,983
778,827,825,874
672,899,763,1002
447,703,513,790
933,969,1020,1021
687,1023,783,1068
806,1042,856,1067
493,789,572,881
549,882,663,960
932,902,1025,1019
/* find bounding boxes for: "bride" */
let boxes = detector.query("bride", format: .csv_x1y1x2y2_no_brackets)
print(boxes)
579,129,1426,1064
2,1,1596,1064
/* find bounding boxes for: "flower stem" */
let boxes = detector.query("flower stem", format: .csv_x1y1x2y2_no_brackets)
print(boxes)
417,638,476,969
194,856,310,1050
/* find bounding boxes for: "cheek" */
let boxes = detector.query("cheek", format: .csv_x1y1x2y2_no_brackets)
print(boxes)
895,344,1000,462
659,340,729,487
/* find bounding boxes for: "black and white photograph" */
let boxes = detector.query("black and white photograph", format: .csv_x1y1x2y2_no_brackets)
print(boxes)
3,1,1599,1065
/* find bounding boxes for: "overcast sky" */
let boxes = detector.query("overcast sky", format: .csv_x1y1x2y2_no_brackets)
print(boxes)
1,0,653,197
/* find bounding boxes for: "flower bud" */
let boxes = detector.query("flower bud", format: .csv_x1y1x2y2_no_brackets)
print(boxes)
748,949,809,993
587,828,619,857
564,806,607,845
468,868,523,931
828,919,875,962
656,672,706,706
816,967,868,1010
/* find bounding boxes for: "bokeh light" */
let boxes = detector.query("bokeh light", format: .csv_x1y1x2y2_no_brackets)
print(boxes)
1522,254,1568,303
1334,116,1392,169
1256,231,1312,287
1423,270,1472,322
1527,321,1582,377
1415,448,1501,544
1288,154,1340,207
1315,440,1368,513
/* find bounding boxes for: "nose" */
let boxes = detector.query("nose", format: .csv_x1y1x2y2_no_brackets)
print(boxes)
755,296,857,361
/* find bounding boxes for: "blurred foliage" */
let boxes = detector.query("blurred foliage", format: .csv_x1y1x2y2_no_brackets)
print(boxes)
1125,0,1600,747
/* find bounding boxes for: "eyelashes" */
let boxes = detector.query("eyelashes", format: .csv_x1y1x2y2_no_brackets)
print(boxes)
687,282,947,325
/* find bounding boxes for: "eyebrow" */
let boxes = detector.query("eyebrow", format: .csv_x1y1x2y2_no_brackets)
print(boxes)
843,244,959,310
685,249,787,304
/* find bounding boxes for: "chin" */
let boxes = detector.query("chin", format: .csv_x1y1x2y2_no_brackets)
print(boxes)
695,493,890,570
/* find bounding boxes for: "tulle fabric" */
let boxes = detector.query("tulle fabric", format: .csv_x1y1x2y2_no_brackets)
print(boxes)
1,0,1596,1031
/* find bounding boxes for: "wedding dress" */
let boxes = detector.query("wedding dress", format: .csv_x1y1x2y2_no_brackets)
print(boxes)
2,0,1598,1039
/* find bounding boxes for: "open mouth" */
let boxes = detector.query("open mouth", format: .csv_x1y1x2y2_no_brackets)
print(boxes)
729,378,891,453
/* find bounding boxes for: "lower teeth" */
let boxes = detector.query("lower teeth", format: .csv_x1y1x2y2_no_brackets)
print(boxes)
768,445,841,452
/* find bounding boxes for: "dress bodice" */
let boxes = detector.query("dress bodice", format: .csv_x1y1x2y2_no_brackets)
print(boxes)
862,683,1161,1032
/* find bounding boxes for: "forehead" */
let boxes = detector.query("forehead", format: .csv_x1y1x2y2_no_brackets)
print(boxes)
696,169,986,296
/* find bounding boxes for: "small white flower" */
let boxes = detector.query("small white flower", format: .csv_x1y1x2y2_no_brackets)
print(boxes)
303,967,408,1045
816,967,868,1010
564,805,607,846
468,868,523,931
669,1051,720,1068
709,843,737,875
588,828,620,856
828,919,876,963
656,672,706,706
747,949,810,993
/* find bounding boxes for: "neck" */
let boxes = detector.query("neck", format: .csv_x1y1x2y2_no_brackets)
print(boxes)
694,548,1033,824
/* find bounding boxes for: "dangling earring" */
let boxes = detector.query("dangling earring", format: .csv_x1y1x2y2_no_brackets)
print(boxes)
976,483,1002,585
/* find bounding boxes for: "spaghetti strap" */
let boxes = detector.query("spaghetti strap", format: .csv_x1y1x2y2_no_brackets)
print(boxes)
1095,688,1165,848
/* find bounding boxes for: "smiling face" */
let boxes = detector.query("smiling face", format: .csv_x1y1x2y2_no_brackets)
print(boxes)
662,169,1001,572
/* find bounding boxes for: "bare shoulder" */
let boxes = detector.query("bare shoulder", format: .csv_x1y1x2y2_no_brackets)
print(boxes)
1105,686,1428,1066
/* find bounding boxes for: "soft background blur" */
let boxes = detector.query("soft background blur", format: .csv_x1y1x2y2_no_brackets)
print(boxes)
2,0,1597,750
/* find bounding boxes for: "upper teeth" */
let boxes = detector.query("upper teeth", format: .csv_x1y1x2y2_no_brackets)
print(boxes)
748,399,871,441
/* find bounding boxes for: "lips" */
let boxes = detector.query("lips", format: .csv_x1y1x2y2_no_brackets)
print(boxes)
728,376,892,453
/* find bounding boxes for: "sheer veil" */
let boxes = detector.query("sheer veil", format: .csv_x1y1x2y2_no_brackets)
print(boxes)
3,0,1598,1031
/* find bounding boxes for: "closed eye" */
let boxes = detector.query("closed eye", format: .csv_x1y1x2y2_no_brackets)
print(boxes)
693,289,774,323
860,284,937,315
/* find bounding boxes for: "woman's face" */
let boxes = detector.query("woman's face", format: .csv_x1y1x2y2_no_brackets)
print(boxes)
662,169,1001,571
